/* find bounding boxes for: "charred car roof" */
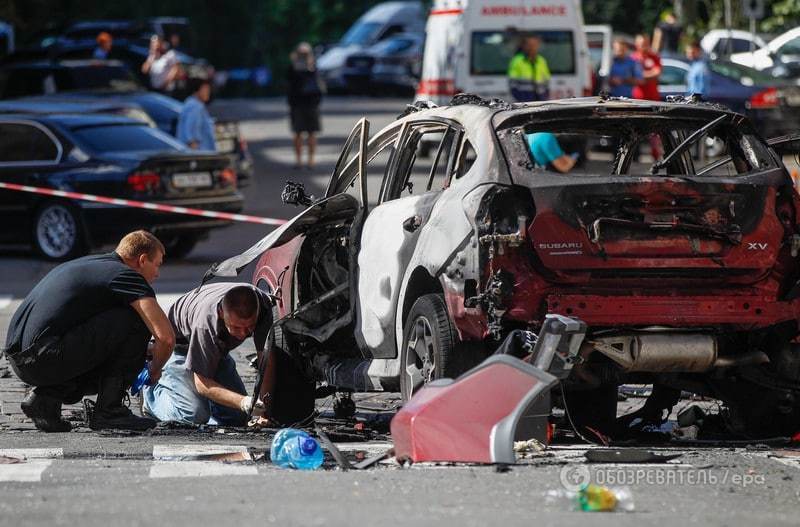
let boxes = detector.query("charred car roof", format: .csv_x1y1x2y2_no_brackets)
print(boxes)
408,95,742,129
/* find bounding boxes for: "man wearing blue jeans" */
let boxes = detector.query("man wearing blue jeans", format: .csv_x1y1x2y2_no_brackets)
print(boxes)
143,283,272,426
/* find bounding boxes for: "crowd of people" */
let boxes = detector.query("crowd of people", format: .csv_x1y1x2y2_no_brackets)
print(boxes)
509,13,710,169
92,30,325,169
507,30,708,106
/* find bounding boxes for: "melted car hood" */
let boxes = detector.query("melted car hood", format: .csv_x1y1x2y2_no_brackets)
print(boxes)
203,193,360,280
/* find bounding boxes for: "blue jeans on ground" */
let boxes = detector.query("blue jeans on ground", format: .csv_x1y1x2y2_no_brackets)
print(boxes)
142,352,247,426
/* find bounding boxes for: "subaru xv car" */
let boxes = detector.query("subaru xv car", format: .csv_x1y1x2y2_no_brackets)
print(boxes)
208,95,800,436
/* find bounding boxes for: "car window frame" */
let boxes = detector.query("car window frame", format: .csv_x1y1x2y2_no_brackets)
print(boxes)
381,117,464,203
0,119,63,166
326,119,407,201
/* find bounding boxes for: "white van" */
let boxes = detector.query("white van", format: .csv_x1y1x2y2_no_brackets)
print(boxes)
416,0,591,105
318,2,426,91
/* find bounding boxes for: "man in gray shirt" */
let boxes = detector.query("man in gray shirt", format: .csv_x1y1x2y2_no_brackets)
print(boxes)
142,283,273,425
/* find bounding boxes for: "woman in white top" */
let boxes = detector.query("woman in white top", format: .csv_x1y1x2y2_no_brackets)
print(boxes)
141,35,182,93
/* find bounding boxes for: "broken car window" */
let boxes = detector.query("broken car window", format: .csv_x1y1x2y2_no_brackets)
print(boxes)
503,115,778,177
331,125,400,198
388,124,456,200
455,140,477,179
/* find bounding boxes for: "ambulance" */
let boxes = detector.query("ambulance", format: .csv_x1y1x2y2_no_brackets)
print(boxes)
416,0,591,105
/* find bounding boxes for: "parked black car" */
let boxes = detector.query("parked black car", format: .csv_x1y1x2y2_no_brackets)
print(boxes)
342,32,423,95
0,61,253,185
659,58,800,150
0,113,244,260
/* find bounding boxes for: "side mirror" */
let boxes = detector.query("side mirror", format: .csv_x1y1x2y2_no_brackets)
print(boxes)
281,181,315,207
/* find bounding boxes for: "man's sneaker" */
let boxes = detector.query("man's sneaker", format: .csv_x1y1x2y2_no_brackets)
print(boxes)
20,391,72,433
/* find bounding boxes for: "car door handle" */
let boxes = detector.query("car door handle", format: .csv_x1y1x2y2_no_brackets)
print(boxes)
403,215,422,233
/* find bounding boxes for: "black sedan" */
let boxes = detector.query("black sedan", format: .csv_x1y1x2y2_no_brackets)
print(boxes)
0,113,244,260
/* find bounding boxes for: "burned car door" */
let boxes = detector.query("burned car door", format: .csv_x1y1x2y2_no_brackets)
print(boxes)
208,119,369,287
355,119,462,359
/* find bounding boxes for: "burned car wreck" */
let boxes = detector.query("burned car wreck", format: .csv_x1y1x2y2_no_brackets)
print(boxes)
208,96,800,437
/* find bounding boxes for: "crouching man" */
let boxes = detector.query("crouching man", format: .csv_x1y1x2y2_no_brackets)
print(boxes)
143,283,311,426
3,230,175,432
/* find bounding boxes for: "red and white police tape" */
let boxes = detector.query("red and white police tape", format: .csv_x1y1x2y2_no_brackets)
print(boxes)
0,181,287,226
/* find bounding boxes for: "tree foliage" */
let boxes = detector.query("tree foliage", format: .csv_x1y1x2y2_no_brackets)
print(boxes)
0,0,386,67
3,0,800,92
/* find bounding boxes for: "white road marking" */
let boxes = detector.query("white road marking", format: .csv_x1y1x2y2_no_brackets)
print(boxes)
149,444,258,478
0,448,63,482
0,448,63,459
768,452,800,471
0,295,12,310
331,441,394,455
0,460,54,482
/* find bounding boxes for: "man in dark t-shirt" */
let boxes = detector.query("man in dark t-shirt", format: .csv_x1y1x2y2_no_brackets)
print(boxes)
3,230,176,432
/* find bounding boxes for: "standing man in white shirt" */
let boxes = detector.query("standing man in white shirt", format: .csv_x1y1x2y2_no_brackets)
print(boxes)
141,35,182,94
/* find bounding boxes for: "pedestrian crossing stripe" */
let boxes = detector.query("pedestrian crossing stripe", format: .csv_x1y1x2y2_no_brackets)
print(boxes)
149,444,258,478
0,448,63,482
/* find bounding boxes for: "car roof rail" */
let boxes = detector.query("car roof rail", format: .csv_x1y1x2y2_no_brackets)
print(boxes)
450,93,513,110
397,99,438,118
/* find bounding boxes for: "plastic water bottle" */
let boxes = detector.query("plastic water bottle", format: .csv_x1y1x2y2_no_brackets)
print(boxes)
129,365,150,396
270,428,324,470
545,484,635,512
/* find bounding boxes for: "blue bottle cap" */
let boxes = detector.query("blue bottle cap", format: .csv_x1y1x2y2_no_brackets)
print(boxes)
300,438,318,456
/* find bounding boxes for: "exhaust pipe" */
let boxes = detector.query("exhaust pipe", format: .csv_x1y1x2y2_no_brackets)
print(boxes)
590,334,770,372
591,334,717,372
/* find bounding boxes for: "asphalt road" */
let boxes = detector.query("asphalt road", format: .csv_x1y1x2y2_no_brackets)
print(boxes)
1,97,799,526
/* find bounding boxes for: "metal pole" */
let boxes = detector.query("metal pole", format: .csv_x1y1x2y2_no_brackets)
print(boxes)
724,0,733,57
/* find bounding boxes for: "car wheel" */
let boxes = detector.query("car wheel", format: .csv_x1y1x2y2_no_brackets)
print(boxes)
32,202,86,261
400,293,459,401
162,234,199,260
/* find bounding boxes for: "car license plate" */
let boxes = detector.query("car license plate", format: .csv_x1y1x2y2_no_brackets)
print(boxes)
172,172,212,188
215,138,235,152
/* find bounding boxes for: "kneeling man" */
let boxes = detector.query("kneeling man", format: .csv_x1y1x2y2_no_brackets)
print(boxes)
143,283,273,425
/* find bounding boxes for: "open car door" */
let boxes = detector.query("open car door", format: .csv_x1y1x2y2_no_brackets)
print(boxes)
204,118,370,281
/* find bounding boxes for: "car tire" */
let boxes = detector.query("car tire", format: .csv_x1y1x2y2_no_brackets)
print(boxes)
162,234,199,260
32,202,86,261
400,293,460,401
256,280,292,354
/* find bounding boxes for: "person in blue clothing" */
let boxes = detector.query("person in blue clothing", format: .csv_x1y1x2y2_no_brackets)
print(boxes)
685,41,709,98
527,132,577,173
93,32,112,60
176,76,216,151
608,39,643,98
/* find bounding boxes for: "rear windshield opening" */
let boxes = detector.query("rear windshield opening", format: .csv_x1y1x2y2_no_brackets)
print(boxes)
73,124,185,153
471,30,575,75
502,115,778,177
